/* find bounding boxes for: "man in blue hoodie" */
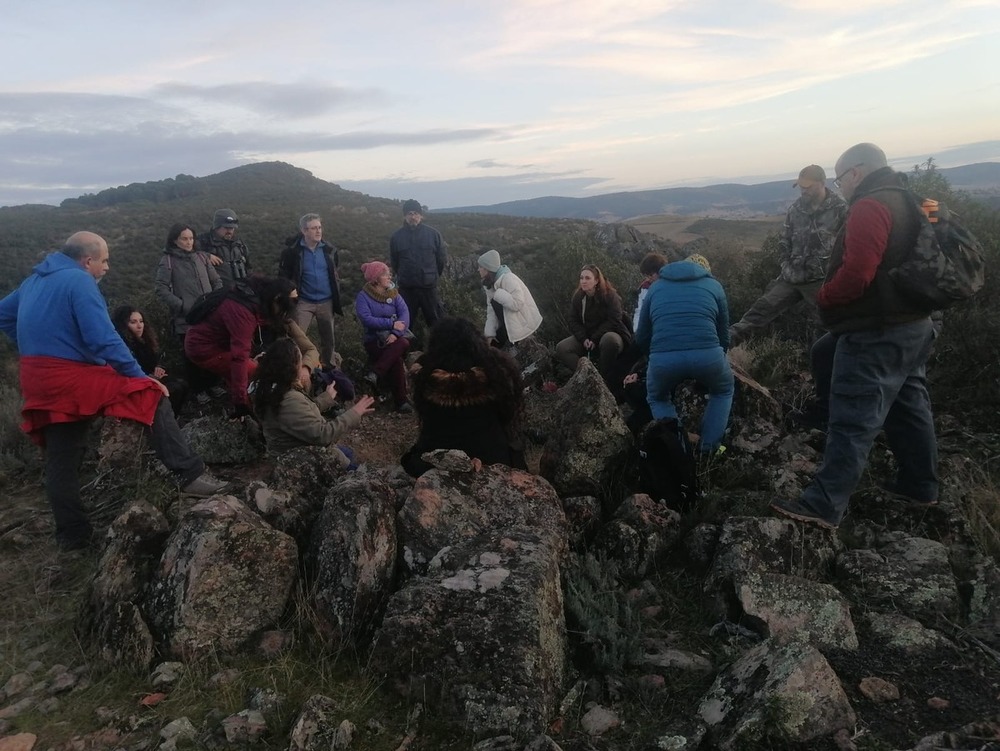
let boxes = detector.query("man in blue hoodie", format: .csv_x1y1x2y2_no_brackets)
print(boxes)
635,254,733,455
0,231,229,550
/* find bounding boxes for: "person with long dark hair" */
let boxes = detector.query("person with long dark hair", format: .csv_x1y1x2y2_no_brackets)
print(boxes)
154,222,223,406
184,275,299,417
253,337,375,468
112,305,187,416
401,316,526,477
555,264,631,381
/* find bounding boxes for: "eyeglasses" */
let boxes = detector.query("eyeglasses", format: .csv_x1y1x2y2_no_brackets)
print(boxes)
834,163,864,189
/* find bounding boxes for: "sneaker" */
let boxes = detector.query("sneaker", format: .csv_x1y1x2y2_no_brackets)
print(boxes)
208,385,228,399
770,498,839,530
396,401,414,414
881,483,938,507
194,391,212,407
181,473,231,497
364,371,379,386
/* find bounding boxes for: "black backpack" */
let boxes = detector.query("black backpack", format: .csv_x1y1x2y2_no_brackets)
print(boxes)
882,188,985,310
184,283,257,325
636,417,700,511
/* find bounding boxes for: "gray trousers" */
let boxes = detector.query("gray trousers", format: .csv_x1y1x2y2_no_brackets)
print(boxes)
293,299,336,366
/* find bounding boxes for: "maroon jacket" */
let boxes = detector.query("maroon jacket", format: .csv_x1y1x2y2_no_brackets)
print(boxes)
184,297,262,406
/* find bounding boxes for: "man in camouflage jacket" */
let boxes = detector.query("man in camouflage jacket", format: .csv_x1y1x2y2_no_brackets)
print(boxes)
730,165,848,344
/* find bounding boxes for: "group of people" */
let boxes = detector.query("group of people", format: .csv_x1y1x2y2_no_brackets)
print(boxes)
0,140,942,551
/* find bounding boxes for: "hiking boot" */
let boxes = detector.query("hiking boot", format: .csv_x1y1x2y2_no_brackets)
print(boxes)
396,401,414,414
770,498,839,530
789,402,828,432
194,391,212,407
181,472,231,497
208,385,228,399
881,483,938,507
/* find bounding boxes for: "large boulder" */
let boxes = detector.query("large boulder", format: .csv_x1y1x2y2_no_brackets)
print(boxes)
146,496,298,659
736,571,858,650
592,494,681,581
372,528,566,738
699,639,856,749
181,415,265,465
396,457,566,576
254,446,351,547
538,358,632,498
836,534,961,622
309,476,397,644
704,517,841,618
77,501,171,670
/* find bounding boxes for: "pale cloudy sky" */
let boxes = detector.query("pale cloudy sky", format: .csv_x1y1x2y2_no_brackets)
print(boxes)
2,0,999,208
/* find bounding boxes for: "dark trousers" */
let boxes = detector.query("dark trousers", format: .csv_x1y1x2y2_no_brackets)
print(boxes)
42,396,204,547
365,338,411,407
399,286,443,329
810,332,838,414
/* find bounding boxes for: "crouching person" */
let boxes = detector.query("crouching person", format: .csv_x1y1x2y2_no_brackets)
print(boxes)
253,338,375,469
0,232,229,551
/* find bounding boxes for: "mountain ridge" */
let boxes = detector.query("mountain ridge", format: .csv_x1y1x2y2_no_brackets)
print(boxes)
441,163,1000,220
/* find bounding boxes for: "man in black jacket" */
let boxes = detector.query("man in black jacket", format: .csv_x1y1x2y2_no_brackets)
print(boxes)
199,208,251,289
278,213,341,365
389,199,447,330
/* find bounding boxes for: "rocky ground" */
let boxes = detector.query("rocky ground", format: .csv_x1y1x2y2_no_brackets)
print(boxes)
2,363,1000,751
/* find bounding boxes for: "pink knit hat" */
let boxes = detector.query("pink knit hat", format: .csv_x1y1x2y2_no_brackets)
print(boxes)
362,261,390,284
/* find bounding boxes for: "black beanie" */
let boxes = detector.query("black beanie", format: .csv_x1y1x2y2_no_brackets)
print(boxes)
402,199,422,214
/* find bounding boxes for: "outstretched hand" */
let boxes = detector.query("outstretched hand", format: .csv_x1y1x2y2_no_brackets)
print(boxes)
149,377,169,397
351,395,377,417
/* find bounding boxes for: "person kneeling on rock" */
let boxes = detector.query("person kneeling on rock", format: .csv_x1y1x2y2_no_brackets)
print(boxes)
253,337,375,470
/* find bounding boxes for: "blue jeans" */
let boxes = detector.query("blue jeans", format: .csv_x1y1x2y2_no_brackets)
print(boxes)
646,347,734,452
800,318,938,524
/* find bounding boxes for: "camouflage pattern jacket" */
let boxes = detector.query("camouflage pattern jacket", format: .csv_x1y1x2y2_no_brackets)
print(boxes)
779,190,848,285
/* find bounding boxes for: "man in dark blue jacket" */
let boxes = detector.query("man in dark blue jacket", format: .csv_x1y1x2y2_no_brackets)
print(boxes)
278,213,341,365
389,199,447,330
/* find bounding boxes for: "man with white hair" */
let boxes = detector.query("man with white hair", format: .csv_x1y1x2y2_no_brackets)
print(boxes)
771,143,939,529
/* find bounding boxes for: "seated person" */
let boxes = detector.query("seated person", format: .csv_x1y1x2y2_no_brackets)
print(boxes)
184,275,297,417
402,317,527,477
112,305,188,416
355,261,413,413
555,264,631,383
252,338,375,469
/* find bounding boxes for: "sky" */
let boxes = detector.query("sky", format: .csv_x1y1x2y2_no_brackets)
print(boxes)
2,0,1000,209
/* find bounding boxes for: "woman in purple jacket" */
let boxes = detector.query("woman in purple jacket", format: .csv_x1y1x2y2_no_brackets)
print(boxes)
354,261,413,412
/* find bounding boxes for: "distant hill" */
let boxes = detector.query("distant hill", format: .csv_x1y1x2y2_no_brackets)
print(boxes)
442,163,1000,221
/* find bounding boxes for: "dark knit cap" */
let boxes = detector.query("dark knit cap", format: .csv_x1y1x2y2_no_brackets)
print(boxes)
402,199,422,214
213,209,239,229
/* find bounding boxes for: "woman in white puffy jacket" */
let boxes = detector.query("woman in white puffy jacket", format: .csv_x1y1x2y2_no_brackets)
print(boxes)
477,249,543,348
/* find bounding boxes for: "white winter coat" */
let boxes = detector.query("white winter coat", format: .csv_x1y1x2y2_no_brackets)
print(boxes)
483,268,542,343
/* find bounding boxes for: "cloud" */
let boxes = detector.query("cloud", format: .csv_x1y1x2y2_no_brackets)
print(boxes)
151,81,389,117
468,158,537,170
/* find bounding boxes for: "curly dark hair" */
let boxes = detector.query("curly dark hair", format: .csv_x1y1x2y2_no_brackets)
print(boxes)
412,316,524,430
112,304,160,352
251,337,301,417
165,223,197,249
246,275,298,327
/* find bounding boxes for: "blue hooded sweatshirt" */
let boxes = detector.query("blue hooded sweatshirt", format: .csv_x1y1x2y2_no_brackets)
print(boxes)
635,260,730,354
0,252,145,377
